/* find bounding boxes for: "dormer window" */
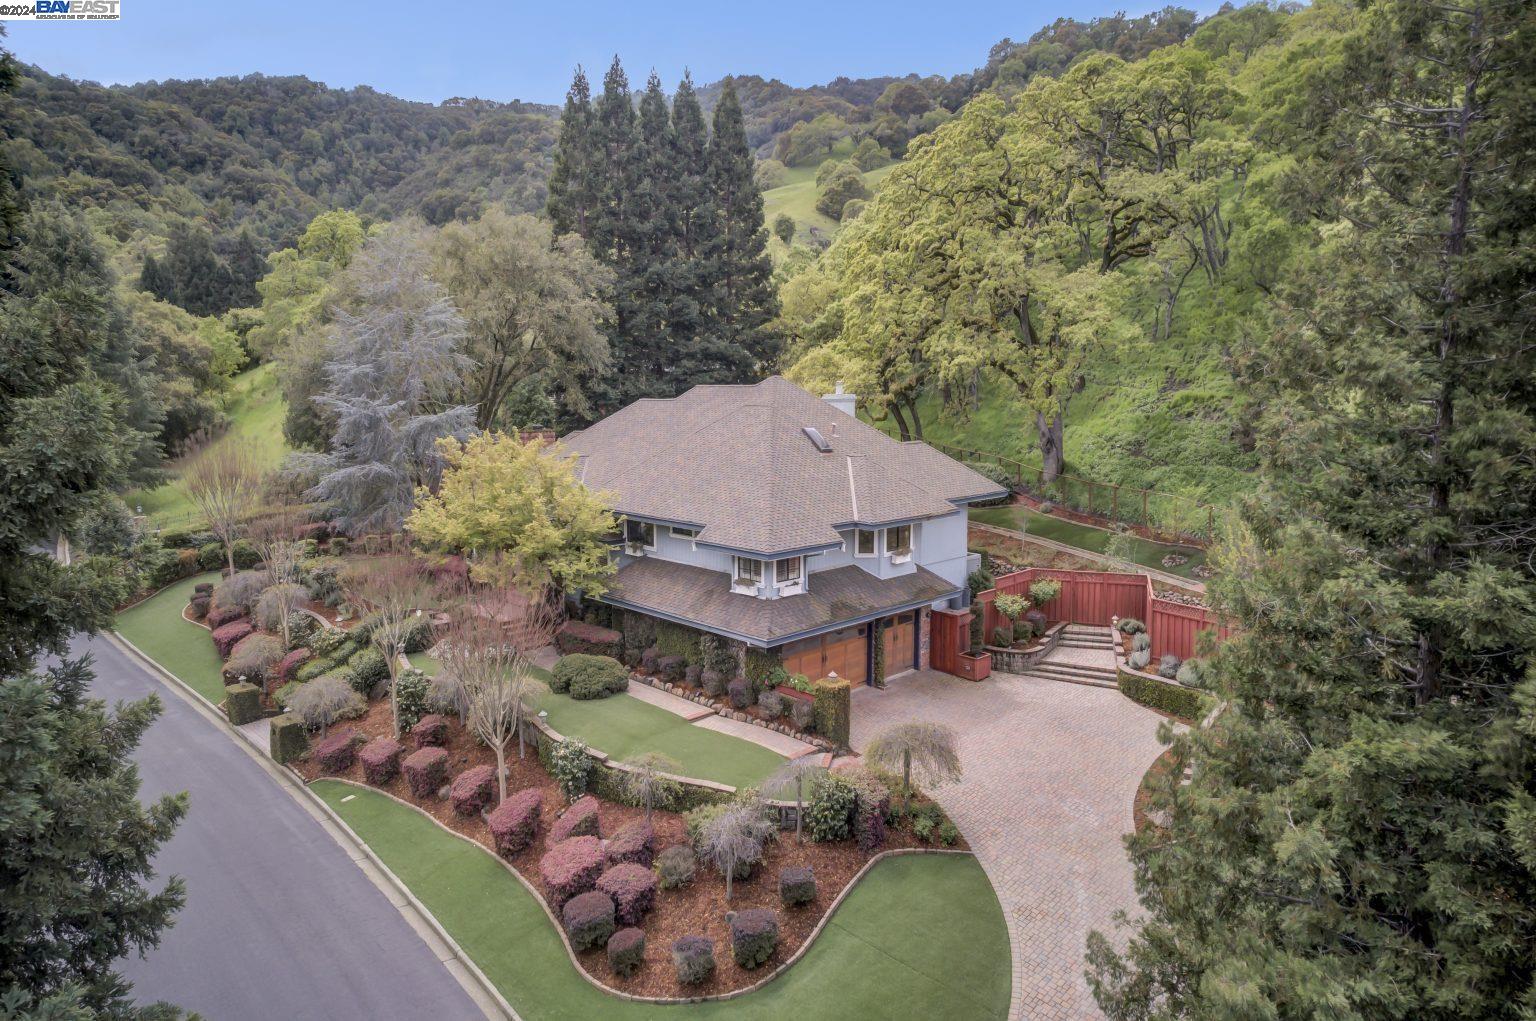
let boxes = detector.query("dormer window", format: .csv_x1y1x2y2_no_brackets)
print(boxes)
775,556,804,594
885,524,912,563
670,525,699,542
732,556,763,594
625,520,656,553
854,529,877,558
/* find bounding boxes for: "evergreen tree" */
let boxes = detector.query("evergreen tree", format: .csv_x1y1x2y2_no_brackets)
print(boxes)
0,658,188,1018
668,72,716,372
1088,4,1536,1018
138,252,167,297
221,226,268,309
629,71,683,392
704,80,779,380
546,66,598,240
0,30,20,255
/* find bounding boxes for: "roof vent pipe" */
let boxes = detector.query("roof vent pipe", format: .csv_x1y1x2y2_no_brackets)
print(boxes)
823,381,857,418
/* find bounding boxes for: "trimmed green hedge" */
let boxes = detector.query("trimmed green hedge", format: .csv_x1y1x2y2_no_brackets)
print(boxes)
1117,668,1208,721
655,620,704,665
812,675,851,749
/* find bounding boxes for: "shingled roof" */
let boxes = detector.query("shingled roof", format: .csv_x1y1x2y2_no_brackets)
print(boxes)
562,376,1005,556
604,557,958,645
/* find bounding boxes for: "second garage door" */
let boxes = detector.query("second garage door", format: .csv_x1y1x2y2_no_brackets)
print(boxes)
780,625,868,686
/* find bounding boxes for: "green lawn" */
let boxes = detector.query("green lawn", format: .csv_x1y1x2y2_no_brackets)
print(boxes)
408,653,784,790
115,573,225,703
763,160,899,248
969,504,1209,580
313,782,1009,1020
126,363,292,528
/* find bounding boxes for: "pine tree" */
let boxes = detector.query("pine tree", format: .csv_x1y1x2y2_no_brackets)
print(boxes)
546,66,598,239
668,72,716,374
629,71,683,393
138,252,168,298
704,80,779,381
1087,4,1536,1018
221,226,267,309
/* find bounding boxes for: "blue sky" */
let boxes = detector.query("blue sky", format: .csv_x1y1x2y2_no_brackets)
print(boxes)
7,0,1218,105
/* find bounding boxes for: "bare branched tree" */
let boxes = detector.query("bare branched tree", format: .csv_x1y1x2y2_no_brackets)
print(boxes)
439,605,544,804
864,722,963,813
184,443,262,576
698,799,776,900
766,756,828,843
249,498,307,646
619,752,681,821
342,556,442,737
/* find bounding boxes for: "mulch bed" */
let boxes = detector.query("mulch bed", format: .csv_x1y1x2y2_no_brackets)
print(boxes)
294,698,964,999
967,525,1102,574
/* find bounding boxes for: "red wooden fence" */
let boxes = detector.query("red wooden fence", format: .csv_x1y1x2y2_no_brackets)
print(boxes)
929,608,971,675
972,567,1228,663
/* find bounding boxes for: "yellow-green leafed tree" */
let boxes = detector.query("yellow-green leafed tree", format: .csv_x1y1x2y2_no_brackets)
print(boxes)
407,433,617,599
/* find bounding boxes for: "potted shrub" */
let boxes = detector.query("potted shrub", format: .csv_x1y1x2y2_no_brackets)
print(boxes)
774,672,817,706
957,608,991,680
994,593,1027,646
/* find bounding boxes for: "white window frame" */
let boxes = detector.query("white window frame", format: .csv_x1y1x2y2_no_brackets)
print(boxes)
669,525,699,545
774,555,804,594
885,524,912,564
732,556,763,594
854,528,878,558
624,519,656,553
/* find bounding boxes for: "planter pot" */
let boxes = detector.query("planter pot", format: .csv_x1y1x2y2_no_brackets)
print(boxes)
775,685,815,705
955,652,991,682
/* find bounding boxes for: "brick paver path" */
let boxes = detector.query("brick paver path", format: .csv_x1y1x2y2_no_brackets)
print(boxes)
850,669,1167,1020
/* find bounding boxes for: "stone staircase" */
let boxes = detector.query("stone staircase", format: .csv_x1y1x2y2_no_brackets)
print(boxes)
1023,625,1120,689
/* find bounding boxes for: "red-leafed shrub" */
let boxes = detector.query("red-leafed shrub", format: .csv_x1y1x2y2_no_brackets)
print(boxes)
450,764,496,816
550,794,600,843
278,648,312,682
730,908,779,969
211,620,253,658
561,890,616,952
608,927,645,977
656,654,686,682
194,581,215,596
403,746,449,798
539,836,604,907
359,738,404,785
671,935,715,985
313,730,360,773
780,865,816,906
605,818,654,867
188,595,210,620
410,713,448,748
596,862,656,925
555,620,623,659
206,605,245,630
487,788,542,856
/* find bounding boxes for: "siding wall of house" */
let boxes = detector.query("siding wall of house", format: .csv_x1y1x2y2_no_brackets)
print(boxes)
917,510,970,595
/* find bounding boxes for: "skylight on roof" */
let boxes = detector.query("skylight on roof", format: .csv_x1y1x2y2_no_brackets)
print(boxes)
803,426,832,452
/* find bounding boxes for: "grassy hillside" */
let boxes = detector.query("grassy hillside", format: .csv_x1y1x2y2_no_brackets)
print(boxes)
125,362,291,527
763,138,900,252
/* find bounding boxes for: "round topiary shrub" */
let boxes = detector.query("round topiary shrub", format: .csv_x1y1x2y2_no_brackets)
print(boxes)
540,836,605,907
607,927,645,977
553,654,629,701
700,669,726,697
730,908,779,969
671,935,715,985
639,647,659,675
727,677,752,709
655,845,696,890
450,764,496,816
487,787,542,856
188,595,210,620
1158,653,1182,679
359,737,404,784
780,865,816,907
656,655,685,682
346,647,388,693
403,746,449,798
550,794,601,843
211,620,254,658
561,890,616,952
277,647,312,683
683,663,702,687
606,818,655,868
596,862,657,925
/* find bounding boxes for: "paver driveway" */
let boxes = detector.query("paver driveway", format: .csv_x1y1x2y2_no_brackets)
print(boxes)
850,670,1168,1021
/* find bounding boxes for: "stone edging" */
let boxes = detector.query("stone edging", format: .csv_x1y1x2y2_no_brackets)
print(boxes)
106,630,515,1020
1108,628,1226,729
982,621,1065,673
628,673,837,753
313,777,972,1006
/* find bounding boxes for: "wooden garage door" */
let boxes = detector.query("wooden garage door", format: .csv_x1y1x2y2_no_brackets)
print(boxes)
883,612,915,675
781,625,868,685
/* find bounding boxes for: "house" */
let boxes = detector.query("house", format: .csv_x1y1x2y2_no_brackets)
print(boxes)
562,377,1006,685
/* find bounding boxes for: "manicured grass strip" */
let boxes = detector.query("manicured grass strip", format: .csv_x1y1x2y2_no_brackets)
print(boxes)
969,504,1208,579
408,654,784,790
115,573,226,703
312,782,1009,1020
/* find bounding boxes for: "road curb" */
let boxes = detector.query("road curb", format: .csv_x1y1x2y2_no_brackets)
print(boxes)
107,629,515,1021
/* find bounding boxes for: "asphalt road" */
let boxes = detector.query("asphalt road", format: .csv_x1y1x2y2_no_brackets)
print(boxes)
75,632,484,1021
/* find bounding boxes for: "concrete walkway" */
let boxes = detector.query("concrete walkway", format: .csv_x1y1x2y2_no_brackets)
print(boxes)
850,668,1167,1021
694,712,817,757
624,680,716,720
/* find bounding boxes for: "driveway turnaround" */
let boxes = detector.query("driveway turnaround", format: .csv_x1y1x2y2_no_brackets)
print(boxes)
850,669,1167,1021
74,633,485,1021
